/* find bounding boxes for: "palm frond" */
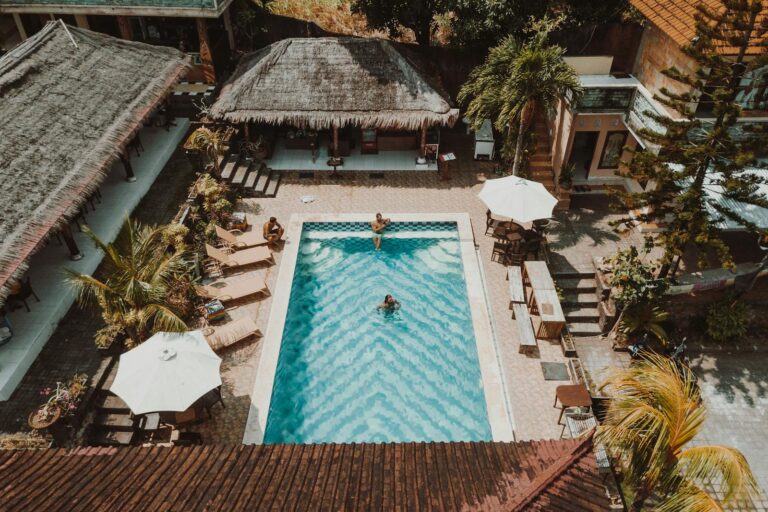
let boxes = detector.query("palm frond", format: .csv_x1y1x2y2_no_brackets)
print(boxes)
679,445,759,504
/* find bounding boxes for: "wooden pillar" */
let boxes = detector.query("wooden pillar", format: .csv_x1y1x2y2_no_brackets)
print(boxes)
121,153,136,182
419,122,428,158
60,225,83,261
223,6,236,51
196,18,216,84
12,13,27,40
74,14,89,29
117,16,133,40
332,125,339,158
243,123,251,142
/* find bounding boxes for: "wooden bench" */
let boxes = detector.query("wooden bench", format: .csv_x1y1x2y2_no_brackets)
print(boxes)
507,266,526,309
512,303,538,354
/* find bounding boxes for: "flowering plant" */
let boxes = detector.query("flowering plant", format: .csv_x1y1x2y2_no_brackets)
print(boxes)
33,373,88,424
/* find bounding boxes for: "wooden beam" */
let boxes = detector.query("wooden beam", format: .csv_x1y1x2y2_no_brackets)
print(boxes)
121,153,136,182
419,122,428,158
60,225,83,261
332,126,339,158
223,5,236,51
74,14,89,29
116,15,133,41
12,13,27,40
196,17,216,84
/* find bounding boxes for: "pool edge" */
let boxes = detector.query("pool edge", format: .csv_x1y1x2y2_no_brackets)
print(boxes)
242,213,515,444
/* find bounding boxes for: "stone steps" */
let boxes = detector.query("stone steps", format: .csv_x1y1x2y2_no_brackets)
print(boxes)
567,322,603,337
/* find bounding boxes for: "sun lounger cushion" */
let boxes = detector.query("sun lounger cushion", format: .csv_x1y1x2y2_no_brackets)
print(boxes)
199,276,269,302
204,317,262,352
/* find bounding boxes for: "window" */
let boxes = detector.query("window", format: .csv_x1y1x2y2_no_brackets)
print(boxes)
598,131,627,169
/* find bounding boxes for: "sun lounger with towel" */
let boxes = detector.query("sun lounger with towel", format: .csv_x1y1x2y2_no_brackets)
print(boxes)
206,244,274,269
215,225,268,249
203,317,262,352
196,275,270,303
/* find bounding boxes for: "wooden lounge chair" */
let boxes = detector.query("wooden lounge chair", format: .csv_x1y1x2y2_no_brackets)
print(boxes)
205,244,274,269
215,225,268,249
203,317,262,352
196,275,270,303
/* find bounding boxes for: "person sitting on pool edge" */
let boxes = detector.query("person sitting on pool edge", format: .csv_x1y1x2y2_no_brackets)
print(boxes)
378,294,400,311
262,217,284,245
371,213,391,251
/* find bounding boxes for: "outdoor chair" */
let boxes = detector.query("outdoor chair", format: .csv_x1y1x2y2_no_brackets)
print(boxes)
196,275,270,303
10,277,39,312
560,410,597,439
485,209,505,236
215,225,268,249
504,251,525,267
491,240,510,263
203,316,262,352
205,244,274,270
533,219,551,236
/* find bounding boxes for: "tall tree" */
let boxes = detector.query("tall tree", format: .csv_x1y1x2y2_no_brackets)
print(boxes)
351,0,450,45
459,17,582,175
598,353,758,511
612,0,768,278
449,0,629,50
66,219,192,347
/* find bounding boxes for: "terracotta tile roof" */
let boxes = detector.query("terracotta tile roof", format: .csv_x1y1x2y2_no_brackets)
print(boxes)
630,0,768,55
0,438,611,511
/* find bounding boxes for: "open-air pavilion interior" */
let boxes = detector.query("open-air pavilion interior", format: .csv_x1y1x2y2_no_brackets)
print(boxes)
210,37,458,172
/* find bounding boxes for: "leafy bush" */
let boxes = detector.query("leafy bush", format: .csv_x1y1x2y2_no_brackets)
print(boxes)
706,296,752,342
619,303,669,344
604,247,667,309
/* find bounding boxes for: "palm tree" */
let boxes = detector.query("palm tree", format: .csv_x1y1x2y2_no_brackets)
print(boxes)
459,17,582,176
619,303,669,345
187,127,224,174
598,353,758,511
66,219,191,347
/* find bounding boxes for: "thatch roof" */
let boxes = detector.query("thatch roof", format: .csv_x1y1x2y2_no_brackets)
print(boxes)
209,37,459,130
0,21,189,302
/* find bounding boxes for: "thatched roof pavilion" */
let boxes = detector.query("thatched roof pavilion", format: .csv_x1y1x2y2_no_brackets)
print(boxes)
210,37,459,131
0,21,189,302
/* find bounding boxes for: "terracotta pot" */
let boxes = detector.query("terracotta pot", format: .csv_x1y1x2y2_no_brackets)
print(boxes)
28,406,61,430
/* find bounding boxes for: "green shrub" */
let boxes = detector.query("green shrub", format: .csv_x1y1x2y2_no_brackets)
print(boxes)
706,296,752,342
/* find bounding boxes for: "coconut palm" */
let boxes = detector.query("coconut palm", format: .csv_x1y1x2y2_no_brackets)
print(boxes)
598,353,758,511
66,219,191,347
459,17,582,176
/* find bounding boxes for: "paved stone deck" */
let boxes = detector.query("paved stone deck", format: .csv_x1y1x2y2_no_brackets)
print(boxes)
199,167,577,444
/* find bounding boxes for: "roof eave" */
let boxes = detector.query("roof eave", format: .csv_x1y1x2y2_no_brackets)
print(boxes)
0,0,232,18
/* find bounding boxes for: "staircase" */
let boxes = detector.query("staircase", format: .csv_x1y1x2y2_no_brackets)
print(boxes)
530,116,570,210
88,389,137,446
219,152,281,198
553,271,602,337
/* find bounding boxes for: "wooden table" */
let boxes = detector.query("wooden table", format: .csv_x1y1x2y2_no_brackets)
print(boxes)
528,287,565,338
554,384,592,424
523,261,555,290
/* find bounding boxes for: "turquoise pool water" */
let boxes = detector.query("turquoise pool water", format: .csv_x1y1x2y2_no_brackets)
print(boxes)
264,222,492,444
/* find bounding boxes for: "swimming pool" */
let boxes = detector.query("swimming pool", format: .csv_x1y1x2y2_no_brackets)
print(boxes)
246,214,513,444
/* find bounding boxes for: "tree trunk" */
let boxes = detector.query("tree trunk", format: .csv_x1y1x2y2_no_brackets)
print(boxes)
629,479,653,512
512,113,526,176
414,17,431,46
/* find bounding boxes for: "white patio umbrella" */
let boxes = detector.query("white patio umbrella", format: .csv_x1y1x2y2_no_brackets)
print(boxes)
110,330,222,415
478,176,558,223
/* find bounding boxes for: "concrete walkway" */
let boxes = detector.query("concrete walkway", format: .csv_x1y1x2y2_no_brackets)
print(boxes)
0,120,189,400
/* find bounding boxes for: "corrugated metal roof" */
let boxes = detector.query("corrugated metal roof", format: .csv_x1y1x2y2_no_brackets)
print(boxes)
0,438,612,511
704,167,768,230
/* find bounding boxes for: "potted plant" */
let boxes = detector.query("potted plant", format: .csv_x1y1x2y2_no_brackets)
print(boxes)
558,162,575,190
28,373,88,430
